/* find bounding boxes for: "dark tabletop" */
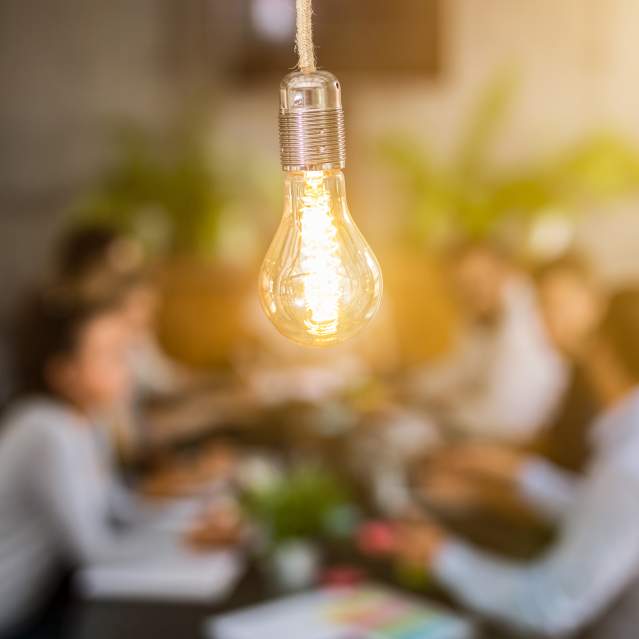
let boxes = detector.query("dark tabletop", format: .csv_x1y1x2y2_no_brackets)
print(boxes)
63,555,509,639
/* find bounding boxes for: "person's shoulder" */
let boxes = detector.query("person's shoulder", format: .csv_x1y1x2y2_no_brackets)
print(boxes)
1,396,81,445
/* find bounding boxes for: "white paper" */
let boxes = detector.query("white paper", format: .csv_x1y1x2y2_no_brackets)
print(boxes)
207,585,474,639
76,550,242,603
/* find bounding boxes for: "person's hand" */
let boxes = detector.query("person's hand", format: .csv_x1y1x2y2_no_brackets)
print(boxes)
185,502,244,550
139,465,199,498
140,445,238,499
416,467,483,512
393,518,447,568
195,444,238,482
428,443,527,484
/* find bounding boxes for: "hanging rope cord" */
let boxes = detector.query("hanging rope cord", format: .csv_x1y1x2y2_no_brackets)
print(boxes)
296,0,316,73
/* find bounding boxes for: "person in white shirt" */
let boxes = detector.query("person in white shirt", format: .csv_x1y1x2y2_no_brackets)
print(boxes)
393,289,639,638
0,288,242,635
409,240,566,442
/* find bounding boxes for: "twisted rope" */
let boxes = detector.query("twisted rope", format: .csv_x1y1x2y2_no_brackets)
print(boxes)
295,0,316,73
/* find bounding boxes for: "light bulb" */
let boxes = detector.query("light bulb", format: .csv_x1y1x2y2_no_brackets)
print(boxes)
259,71,382,347
259,168,382,346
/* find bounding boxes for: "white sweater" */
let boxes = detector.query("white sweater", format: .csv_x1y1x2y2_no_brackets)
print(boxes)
414,278,567,441
433,390,639,636
0,398,179,632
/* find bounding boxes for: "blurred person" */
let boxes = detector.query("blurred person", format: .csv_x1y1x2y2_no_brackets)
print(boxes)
392,289,639,638
54,224,244,457
0,288,242,637
528,254,605,470
409,256,606,557
408,240,566,441
55,224,145,287
420,254,606,505
56,226,189,439
54,224,190,396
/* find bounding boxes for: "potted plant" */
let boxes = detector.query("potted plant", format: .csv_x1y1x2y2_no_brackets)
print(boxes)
380,70,639,249
241,464,358,592
70,120,275,367
378,70,639,366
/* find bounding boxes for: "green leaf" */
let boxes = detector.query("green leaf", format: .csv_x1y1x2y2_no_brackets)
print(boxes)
455,68,519,178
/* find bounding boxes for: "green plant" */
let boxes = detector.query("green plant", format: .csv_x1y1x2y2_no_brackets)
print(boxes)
380,70,639,245
72,122,231,256
242,466,354,546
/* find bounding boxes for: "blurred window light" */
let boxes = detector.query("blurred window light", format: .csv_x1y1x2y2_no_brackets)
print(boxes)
251,0,295,43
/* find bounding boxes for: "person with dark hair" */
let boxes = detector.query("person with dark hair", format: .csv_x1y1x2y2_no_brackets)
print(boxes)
422,254,605,482
409,255,605,557
55,224,144,285
391,289,639,638
51,225,226,458
408,240,566,442
0,287,242,636
11,287,126,398
53,223,191,399
529,254,605,470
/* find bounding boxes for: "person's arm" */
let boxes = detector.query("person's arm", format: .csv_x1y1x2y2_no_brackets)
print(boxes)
34,427,178,565
517,457,579,521
423,445,579,523
431,467,639,636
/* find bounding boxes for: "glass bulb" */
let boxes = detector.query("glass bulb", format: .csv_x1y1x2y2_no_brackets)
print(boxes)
259,169,382,347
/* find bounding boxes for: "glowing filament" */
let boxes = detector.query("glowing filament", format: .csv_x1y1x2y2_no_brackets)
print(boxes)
299,171,342,335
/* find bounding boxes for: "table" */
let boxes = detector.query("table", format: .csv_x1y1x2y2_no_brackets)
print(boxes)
67,564,262,639
65,558,497,639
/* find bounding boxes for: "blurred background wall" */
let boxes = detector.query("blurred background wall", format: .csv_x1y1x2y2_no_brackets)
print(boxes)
0,1,178,315
2,0,639,326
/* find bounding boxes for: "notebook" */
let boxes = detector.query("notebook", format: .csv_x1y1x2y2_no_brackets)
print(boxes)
207,585,474,639
77,550,242,603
